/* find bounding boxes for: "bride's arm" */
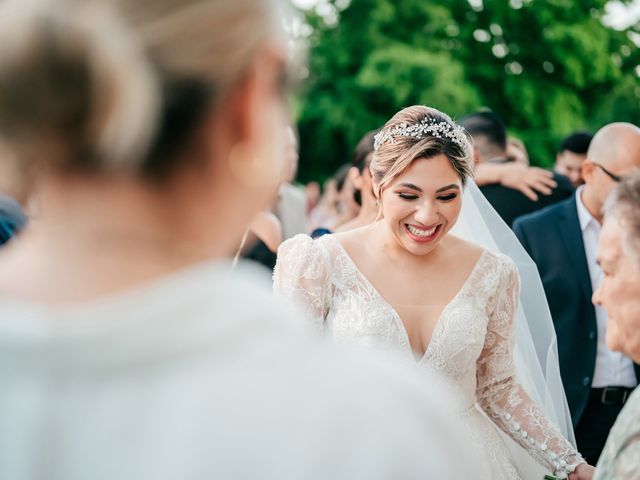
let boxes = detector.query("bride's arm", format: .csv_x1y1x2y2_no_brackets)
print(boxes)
273,234,331,332
475,257,586,478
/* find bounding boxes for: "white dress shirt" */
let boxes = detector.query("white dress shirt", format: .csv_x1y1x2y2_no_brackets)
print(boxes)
576,186,637,388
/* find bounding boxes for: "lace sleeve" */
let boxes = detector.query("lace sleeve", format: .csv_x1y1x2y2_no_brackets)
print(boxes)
476,256,585,478
273,234,330,333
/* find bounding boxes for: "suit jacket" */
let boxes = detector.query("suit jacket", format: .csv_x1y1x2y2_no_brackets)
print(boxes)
513,196,640,426
480,172,575,227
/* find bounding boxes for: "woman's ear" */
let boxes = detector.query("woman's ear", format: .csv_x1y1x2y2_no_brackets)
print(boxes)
349,166,363,190
372,180,381,203
220,47,289,188
472,145,481,165
225,56,271,157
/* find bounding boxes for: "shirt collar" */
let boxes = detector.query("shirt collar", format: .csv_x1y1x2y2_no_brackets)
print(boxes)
575,185,597,232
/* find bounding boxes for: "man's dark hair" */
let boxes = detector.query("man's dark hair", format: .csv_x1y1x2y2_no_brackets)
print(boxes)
558,131,593,155
459,111,507,152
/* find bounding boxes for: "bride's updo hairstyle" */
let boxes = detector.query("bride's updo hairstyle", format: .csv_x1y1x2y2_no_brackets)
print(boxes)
370,105,474,197
0,0,285,187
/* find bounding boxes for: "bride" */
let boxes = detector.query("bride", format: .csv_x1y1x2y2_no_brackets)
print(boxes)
275,105,594,479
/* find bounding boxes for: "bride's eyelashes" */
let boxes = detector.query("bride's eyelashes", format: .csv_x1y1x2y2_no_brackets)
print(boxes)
396,192,458,201
437,193,458,202
398,193,419,200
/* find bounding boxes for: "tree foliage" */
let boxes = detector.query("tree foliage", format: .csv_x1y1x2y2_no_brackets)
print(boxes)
294,0,640,181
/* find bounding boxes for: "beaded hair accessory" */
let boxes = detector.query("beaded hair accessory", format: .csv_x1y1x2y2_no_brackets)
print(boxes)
373,117,468,151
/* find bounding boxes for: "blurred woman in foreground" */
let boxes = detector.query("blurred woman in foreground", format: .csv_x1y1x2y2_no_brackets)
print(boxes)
0,1,479,479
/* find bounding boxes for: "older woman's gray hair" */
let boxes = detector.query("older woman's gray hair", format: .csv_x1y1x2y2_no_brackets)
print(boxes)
603,171,640,264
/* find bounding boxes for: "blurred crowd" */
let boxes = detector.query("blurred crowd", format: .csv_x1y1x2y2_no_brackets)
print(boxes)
226,113,593,261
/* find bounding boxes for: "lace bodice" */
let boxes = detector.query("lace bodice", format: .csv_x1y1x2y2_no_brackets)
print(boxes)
274,234,585,478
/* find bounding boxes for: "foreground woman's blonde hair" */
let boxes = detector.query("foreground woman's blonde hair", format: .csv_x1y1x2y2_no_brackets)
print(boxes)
0,0,285,190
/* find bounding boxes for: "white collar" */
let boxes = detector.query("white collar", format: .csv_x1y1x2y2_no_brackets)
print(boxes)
575,185,598,232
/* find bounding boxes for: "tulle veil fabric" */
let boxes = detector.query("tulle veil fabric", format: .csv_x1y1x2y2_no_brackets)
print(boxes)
451,182,576,479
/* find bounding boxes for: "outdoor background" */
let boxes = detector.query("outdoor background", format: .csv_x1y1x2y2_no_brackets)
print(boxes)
290,0,640,182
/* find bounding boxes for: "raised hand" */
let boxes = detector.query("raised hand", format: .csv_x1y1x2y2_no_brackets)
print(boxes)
498,163,557,201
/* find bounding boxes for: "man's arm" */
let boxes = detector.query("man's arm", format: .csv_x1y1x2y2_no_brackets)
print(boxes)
475,162,557,201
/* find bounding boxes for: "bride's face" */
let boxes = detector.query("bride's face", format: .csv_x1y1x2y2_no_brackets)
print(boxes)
378,155,463,256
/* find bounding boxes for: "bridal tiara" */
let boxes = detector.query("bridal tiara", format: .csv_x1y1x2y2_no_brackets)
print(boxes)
373,117,468,152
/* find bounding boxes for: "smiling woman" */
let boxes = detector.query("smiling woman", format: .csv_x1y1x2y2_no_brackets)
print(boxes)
592,171,640,479
275,105,593,479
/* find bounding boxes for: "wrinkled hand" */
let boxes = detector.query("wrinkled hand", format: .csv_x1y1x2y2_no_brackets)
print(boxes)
499,163,557,201
568,463,595,480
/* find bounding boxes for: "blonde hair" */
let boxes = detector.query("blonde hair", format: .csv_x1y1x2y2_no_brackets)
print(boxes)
370,106,473,197
0,0,285,186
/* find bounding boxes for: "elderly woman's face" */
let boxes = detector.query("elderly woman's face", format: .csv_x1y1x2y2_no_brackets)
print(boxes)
593,215,640,361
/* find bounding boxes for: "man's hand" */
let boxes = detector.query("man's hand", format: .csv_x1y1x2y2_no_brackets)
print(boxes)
498,163,557,201
475,162,557,201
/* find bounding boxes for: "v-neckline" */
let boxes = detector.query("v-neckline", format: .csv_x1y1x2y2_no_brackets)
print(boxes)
324,235,489,363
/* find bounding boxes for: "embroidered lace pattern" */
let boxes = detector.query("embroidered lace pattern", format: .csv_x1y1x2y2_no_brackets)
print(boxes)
274,234,585,478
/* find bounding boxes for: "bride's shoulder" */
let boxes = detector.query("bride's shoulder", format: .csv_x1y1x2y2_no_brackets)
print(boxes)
443,234,485,260
444,235,517,273
481,249,518,279
277,233,337,269
332,224,370,245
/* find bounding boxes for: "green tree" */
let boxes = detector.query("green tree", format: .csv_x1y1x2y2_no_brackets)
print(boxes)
295,0,639,181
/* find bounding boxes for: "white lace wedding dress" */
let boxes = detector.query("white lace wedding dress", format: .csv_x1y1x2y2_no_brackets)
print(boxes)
274,234,585,479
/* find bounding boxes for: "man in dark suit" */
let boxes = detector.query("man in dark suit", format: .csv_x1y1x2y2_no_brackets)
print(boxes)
460,111,575,227
513,122,640,465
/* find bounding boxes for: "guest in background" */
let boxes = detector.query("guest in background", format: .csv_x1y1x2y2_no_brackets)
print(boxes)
277,126,308,239
0,193,26,246
308,177,338,233
507,136,530,165
239,211,283,270
592,172,640,479
310,163,360,238
555,132,593,188
461,111,574,227
514,123,640,465
332,163,360,228
305,181,321,213
0,144,31,244
335,130,379,232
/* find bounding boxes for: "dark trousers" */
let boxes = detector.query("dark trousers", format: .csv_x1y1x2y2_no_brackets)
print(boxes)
574,387,631,466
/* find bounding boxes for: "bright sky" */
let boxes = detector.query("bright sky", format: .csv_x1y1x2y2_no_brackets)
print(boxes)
291,0,640,30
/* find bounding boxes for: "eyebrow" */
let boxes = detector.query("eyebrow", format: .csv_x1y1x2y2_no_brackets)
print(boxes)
436,184,461,193
398,183,423,192
397,183,460,193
